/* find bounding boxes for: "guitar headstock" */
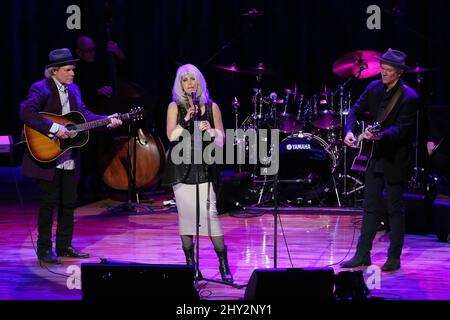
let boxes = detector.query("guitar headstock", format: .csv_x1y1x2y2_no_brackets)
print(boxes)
123,106,144,122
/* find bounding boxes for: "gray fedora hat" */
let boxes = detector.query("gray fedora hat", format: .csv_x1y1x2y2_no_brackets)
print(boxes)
378,48,410,70
46,48,79,68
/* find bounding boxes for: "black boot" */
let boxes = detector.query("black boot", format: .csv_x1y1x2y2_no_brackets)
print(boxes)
182,246,202,280
387,214,405,262
381,258,401,272
215,246,233,283
340,255,372,268
341,212,379,268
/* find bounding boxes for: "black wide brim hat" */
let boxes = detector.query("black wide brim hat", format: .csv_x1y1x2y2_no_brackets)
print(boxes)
46,48,79,68
378,48,410,70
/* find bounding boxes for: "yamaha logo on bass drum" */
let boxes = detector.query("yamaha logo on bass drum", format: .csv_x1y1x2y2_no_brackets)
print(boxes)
285,143,312,151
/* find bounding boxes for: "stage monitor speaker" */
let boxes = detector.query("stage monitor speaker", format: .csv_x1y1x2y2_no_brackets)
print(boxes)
244,267,335,300
81,262,199,300
432,196,450,243
0,135,12,153
404,193,433,234
377,193,433,235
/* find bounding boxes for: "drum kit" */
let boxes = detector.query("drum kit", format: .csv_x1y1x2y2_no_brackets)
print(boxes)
216,50,431,207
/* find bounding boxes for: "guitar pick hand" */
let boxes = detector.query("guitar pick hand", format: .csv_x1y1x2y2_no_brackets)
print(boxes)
344,132,358,148
364,127,383,140
55,125,70,139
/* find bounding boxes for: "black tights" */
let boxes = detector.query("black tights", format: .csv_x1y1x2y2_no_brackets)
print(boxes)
181,235,226,252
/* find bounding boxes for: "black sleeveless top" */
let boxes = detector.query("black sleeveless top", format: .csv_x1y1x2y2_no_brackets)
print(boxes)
161,102,220,189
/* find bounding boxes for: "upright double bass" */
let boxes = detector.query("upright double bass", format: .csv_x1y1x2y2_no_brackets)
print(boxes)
98,2,165,192
99,126,165,191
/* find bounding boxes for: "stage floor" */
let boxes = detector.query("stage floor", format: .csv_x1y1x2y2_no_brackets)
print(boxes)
1,194,449,300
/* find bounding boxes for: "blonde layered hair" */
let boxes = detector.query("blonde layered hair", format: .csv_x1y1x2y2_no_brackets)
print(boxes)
172,64,210,106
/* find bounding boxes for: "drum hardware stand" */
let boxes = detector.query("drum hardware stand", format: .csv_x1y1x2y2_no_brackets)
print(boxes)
333,72,359,202
330,172,342,207
296,94,306,122
409,68,426,192
281,89,291,116
257,175,269,205
338,173,365,196
337,114,366,205
231,97,243,173
232,97,240,132
248,87,265,197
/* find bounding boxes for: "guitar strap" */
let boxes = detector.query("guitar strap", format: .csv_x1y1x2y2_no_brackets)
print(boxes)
376,84,405,123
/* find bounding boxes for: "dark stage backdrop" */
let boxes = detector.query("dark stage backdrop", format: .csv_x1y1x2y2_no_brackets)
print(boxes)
1,0,450,149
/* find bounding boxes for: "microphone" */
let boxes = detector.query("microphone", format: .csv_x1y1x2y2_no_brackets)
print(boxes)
269,92,277,101
191,90,198,115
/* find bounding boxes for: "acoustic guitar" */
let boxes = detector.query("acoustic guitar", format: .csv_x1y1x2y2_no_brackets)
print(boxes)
24,107,143,162
350,122,381,172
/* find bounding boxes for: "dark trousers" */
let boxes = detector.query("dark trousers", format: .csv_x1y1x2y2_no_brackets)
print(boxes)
356,162,406,259
37,169,77,254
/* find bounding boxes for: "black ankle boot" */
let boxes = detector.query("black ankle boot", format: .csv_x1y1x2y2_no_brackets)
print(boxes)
182,246,202,280
340,254,372,268
215,246,233,283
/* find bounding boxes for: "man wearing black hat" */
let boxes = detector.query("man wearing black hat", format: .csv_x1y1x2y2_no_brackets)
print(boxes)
341,48,419,271
19,48,123,264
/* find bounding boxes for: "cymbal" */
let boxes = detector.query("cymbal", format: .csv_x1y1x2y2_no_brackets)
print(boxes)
243,63,272,75
406,66,433,73
279,89,293,95
332,50,383,79
216,63,241,73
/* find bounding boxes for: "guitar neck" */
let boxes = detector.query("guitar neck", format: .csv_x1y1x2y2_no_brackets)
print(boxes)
74,113,130,132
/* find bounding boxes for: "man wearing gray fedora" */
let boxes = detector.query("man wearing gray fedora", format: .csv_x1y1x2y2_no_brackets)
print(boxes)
341,48,419,271
20,48,123,264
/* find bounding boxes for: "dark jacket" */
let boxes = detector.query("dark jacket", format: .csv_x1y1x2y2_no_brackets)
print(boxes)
346,79,418,183
19,77,106,181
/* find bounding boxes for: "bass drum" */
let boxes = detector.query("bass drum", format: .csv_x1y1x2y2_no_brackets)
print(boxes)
278,132,336,205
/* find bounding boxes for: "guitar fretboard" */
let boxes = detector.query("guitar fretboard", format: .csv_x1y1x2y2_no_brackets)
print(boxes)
74,114,130,132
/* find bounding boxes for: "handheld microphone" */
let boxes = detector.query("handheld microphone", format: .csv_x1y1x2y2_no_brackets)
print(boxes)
191,90,198,115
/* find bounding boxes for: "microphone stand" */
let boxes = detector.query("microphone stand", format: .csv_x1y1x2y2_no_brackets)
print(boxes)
108,119,154,215
272,111,280,268
192,93,201,286
191,94,244,289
